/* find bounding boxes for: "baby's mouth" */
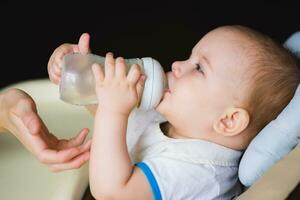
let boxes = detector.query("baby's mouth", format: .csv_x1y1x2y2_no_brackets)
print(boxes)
165,72,175,94
164,88,171,93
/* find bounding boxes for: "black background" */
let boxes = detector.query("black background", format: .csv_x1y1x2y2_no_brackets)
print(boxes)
1,1,300,88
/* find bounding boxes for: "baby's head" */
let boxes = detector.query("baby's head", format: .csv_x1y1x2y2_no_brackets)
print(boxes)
156,25,300,150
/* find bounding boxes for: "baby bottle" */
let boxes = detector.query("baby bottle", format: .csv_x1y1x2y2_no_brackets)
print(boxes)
59,53,168,110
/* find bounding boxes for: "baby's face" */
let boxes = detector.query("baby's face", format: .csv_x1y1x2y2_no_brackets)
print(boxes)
156,27,250,138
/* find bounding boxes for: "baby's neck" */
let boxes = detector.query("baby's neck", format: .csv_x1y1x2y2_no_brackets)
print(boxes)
160,122,171,137
159,122,194,139
159,122,247,150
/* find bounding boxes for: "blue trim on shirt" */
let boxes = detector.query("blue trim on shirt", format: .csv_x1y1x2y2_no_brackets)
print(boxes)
135,162,162,200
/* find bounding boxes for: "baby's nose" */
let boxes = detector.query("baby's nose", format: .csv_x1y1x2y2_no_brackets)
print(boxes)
171,61,183,78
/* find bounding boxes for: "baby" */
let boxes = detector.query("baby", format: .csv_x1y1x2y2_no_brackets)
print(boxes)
48,25,300,199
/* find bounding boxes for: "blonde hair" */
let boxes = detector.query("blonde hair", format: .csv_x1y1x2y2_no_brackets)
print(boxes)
231,25,300,138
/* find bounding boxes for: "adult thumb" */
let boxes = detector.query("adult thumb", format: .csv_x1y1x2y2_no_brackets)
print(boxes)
78,33,91,54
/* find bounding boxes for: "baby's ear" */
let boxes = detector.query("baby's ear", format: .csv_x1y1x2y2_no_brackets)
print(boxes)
213,107,250,137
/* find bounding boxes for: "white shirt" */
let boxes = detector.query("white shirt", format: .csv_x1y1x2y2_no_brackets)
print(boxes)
126,109,243,200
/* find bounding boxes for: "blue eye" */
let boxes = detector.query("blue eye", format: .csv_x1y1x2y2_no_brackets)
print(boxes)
196,63,204,74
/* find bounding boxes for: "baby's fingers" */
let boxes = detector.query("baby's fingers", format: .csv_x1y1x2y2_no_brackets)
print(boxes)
54,44,78,64
78,33,91,54
49,65,62,85
104,52,115,80
48,45,77,84
115,57,127,79
136,75,146,103
92,63,104,84
127,64,142,85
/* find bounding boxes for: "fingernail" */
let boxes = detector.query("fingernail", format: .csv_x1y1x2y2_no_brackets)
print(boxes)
117,57,124,62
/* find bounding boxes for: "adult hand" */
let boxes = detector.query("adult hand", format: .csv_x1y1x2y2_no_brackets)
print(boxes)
0,88,91,172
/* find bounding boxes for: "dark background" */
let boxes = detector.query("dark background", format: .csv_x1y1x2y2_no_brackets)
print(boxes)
1,1,300,88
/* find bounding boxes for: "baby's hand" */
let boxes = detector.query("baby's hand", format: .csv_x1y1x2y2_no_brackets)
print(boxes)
92,52,145,116
47,33,91,85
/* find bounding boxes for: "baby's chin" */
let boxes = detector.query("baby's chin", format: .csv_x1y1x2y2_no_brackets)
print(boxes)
154,102,162,112
154,86,172,114
154,96,166,113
